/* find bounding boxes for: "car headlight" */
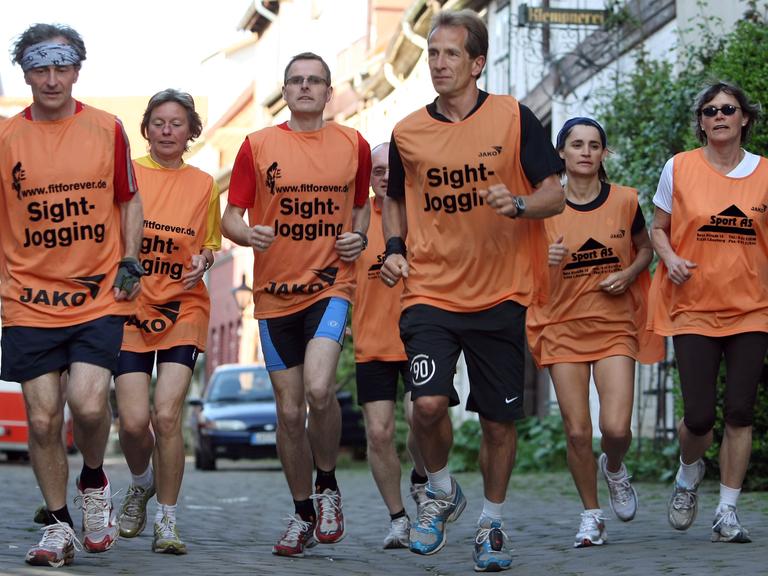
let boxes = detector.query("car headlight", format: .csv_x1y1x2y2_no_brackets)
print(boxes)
208,419,247,431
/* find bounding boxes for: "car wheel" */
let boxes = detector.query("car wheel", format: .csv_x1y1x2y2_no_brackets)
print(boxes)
195,447,216,471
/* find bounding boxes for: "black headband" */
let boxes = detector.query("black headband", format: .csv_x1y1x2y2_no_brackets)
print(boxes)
556,117,607,150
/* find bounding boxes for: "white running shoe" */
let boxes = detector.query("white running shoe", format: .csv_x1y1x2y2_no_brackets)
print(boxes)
383,515,410,549
75,475,119,553
311,488,346,543
272,515,317,557
599,453,638,522
711,504,751,543
25,520,82,567
574,510,607,548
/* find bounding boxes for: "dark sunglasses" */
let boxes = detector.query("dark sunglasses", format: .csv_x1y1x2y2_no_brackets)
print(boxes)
700,105,740,117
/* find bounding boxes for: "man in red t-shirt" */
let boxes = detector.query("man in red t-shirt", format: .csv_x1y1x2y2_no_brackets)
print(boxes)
0,23,144,567
222,52,371,558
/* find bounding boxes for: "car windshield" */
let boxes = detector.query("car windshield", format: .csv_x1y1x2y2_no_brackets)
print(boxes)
207,369,273,403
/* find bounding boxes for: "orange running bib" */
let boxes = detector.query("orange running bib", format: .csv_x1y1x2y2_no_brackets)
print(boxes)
352,199,407,362
244,123,362,318
649,149,768,336
121,157,215,352
527,185,663,366
393,95,548,313
0,106,134,327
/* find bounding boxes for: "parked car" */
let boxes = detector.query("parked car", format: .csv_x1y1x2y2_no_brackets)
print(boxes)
188,364,366,470
0,378,75,460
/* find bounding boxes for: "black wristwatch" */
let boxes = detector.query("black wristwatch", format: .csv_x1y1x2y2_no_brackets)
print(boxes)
354,230,368,250
513,195,526,218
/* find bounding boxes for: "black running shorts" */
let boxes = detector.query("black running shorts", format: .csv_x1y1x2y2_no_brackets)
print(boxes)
258,297,349,371
115,345,200,376
399,301,526,422
355,360,411,405
0,315,126,383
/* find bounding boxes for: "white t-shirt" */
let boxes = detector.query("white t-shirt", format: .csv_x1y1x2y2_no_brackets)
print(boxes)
653,150,761,213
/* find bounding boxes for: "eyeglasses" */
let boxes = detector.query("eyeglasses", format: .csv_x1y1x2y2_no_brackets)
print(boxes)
372,167,389,177
700,105,740,117
285,75,329,87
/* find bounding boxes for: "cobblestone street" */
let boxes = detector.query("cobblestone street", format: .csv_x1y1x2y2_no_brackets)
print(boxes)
1,455,767,575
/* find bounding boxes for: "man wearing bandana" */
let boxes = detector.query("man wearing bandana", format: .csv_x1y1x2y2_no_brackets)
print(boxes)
0,23,144,567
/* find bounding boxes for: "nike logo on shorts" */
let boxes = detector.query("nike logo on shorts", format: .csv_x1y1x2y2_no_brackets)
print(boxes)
505,396,518,404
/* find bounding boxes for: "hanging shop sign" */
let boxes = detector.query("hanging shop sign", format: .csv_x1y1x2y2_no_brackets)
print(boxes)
518,4,609,27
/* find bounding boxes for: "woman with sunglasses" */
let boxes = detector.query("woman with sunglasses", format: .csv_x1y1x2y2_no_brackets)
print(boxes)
527,117,661,548
114,89,221,555
650,81,768,543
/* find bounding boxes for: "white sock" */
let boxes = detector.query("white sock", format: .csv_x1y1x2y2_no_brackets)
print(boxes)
131,465,154,490
718,484,741,509
155,503,177,524
676,457,703,488
480,498,504,523
426,465,452,496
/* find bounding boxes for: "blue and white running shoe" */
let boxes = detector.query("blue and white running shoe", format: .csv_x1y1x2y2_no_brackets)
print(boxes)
473,517,512,572
409,477,466,555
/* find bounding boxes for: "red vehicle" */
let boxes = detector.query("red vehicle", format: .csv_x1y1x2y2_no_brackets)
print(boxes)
0,379,75,460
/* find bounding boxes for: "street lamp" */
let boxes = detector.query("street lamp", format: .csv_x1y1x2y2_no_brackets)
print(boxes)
231,274,252,313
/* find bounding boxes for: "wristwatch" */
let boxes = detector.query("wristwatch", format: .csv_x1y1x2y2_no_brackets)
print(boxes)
513,195,526,218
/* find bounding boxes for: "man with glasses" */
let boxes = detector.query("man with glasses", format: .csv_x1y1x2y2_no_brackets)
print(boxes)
0,23,143,567
380,9,564,571
222,51,371,558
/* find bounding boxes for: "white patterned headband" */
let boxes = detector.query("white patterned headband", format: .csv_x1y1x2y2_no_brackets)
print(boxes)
21,42,81,72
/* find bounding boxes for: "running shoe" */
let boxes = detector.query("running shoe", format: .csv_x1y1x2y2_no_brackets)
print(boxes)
311,488,346,543
75,475,119,552
668,460,705,531
409,477,466,555
473,517,512,572
599,453,638,521
574,510,607,548
711,505,751,543
410,481,429,511
25,520,81,567
119,484,156,538
272,515,317,557
383,515,410,549
152,515,188,555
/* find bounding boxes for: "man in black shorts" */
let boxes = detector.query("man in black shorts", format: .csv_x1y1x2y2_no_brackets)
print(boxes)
380,9,564,572
0,23,143,567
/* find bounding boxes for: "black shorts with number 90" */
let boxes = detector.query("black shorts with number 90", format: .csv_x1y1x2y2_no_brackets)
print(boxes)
398,301,526,422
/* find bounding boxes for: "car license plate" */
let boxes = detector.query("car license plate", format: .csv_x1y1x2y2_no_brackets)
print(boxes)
250,431,276,445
